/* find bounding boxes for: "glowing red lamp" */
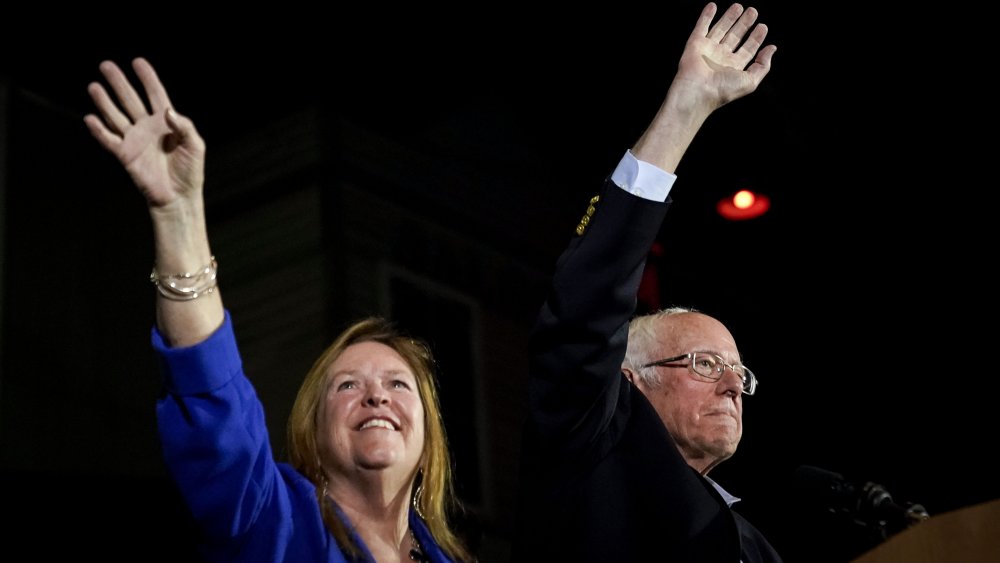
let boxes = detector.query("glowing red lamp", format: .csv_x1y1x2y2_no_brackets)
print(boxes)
717,189,770,220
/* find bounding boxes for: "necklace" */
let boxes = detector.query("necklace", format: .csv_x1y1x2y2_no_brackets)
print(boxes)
408,528,427,562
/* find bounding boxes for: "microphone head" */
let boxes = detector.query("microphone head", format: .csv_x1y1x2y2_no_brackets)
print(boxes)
792,465,928,538
794,465,858,510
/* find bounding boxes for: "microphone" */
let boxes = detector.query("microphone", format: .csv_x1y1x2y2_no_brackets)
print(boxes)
794,465,930,538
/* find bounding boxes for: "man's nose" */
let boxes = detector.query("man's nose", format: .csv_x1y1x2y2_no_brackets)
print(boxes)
719,365,745,396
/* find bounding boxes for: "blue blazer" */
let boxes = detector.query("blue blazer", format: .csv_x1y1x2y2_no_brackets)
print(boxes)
154,311,457,563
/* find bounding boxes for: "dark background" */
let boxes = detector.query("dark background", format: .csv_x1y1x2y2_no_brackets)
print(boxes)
1,3,994,562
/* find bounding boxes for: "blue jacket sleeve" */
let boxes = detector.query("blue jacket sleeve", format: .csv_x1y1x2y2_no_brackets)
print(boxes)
152,310,288,542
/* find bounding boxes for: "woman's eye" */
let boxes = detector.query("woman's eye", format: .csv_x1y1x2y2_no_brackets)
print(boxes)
391,380,410,390
337,381,357,391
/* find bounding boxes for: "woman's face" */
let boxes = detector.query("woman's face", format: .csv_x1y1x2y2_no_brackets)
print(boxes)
318,341,425,479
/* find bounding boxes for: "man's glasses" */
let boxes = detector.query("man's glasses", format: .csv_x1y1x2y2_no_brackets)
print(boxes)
641,352,758,396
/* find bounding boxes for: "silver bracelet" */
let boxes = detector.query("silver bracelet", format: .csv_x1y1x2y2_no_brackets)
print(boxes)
149,256,218,301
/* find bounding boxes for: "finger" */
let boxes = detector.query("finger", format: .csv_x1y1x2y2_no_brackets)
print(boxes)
706,3,745,42
721,6,758,52
745,43,776,85
87,81,131,135
164,108,205,155
691,2,720,38
165,108,194,140
83,113,122,154
132,57,175,114
98,60,150,122
735,23,770,69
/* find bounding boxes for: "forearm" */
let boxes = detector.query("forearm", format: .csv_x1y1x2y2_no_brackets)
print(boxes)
631,79,714,174
149,196,224,347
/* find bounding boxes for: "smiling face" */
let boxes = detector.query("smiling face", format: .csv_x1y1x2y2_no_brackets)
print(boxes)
318,341,426,478
636,312,745,474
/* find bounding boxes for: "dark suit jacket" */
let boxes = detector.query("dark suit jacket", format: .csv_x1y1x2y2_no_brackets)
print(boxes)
513,180,782,562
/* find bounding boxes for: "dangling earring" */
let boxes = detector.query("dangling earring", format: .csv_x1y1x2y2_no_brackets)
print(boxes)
318,462,330,504
412,468,426,520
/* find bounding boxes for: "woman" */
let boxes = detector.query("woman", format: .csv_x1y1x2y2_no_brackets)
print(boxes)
84,57,472,563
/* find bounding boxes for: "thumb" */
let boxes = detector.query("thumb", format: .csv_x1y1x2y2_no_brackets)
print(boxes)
164,108,205,152
165,108,197,139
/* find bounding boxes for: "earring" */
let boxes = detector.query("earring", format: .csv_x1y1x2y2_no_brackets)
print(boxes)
412,468,426,520
318,462,330,502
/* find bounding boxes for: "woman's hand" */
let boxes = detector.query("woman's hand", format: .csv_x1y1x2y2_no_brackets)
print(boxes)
84,57,205,209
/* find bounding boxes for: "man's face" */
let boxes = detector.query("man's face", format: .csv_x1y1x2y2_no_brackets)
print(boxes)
638,313,745,474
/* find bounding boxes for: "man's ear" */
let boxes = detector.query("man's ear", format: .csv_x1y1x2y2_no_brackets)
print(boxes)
621,368,636,384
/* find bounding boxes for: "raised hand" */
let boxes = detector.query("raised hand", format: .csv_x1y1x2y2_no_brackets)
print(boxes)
631,2,777,171
676,2,777,110
84,57,205,208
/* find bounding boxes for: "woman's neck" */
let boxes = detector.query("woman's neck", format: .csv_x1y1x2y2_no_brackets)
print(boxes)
328,472,415,560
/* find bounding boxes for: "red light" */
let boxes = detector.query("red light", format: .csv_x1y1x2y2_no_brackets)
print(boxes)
717,189,770,220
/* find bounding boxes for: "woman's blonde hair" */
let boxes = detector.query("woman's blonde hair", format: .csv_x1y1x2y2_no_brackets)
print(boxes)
287,317,471,561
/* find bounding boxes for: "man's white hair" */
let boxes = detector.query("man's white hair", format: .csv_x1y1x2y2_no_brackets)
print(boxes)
624,306,698,387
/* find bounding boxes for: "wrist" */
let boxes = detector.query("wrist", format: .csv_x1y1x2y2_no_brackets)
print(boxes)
149,197,212,272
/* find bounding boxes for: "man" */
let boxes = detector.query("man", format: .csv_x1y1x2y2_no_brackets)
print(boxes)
514,3,782,561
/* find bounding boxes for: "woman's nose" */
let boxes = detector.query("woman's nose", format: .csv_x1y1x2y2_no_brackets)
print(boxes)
364,387,389,406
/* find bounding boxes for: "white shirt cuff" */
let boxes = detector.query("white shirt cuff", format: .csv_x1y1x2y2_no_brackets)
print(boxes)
610,150,676,202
